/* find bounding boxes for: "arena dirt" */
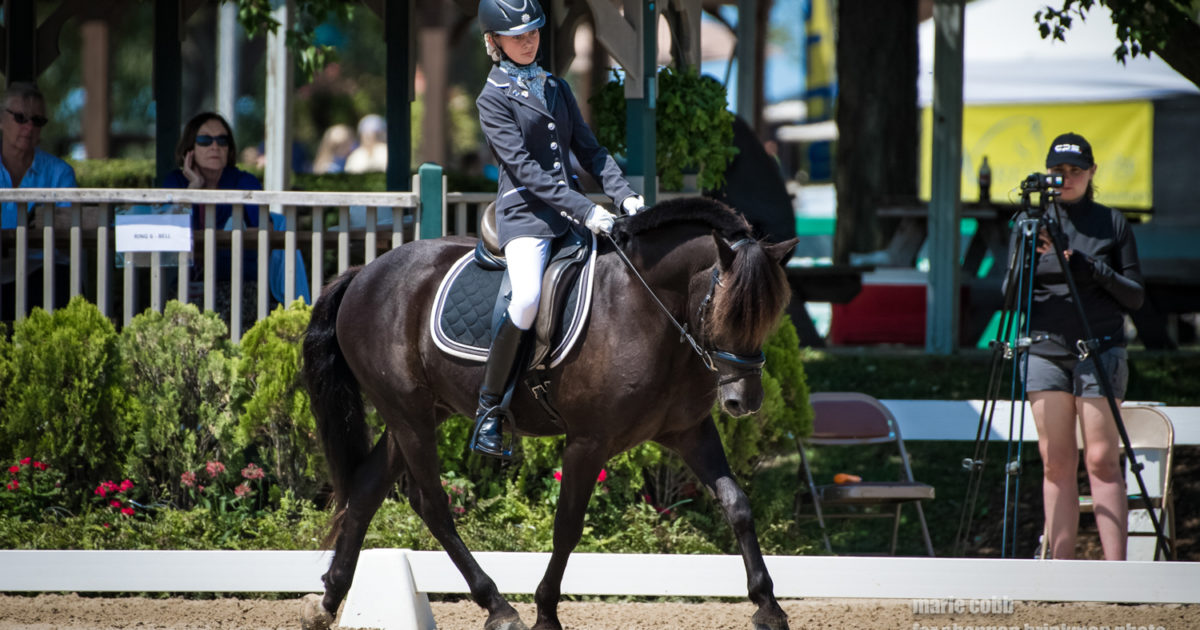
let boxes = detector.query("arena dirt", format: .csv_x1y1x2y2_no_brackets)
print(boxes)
0,594,1196,630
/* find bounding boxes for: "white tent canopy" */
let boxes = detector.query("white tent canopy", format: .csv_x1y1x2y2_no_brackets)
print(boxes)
918,0,1200,105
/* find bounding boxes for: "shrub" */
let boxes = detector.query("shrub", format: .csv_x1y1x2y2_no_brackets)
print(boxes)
0,297,128,499
118,302,239,504
232,300,322,498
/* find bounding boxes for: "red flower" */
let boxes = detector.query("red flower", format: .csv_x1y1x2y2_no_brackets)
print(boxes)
94,485,107,497
241,463,265,480
103,523,111,529
233,482,252,498
553,470,562,482
120,507,135,517
103,481,119,493
7,465,18,474
119,479,134,492
205,461,226,478
19,457,31,465
5,480,17,491
32,461,46,471
180,471,197,488
110,500,121,509
596,469,607,483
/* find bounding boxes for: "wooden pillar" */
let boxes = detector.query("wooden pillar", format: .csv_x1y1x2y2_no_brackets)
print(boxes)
386,0,414,191
735,0,756,126
624,0,657,204
417,2,447,166
81,19,110,159
4,0,36,83
926,0,965,354
264,0,293,191
153,0,182,185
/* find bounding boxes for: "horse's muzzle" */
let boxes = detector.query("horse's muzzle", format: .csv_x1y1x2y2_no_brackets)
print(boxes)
713,351,767,417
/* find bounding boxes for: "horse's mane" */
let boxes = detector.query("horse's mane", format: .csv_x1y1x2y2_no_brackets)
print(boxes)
613,196,789,352
612,196,751,246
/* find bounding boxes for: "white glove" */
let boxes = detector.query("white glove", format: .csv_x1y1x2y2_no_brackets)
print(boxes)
585,205,616,234
622,195,646,216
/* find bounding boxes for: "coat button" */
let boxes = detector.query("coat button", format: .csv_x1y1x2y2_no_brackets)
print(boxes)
553,161,561,169
522,90,529,98
547,122,556,131
557,180,566,186
550,142,558,150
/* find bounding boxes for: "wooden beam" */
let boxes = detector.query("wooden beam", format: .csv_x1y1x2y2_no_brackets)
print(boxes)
81,19,110,159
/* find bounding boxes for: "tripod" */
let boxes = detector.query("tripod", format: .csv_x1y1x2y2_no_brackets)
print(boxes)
953,175,1169,560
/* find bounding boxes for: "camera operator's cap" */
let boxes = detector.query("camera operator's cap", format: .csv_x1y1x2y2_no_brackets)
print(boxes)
1046,132,1094,169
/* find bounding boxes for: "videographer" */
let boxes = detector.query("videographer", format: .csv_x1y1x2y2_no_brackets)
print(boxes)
1004,132,1144,560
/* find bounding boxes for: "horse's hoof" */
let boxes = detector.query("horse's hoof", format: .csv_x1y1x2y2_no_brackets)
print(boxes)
751,607,789,630
485,610,530,630
301,593,336,630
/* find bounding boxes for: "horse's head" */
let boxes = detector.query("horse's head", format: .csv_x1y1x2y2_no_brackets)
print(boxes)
701,234,798,416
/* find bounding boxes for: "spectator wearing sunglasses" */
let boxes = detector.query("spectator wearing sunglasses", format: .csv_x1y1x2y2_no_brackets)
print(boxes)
1,82,77,230
165,112,263,234
164,112,310,328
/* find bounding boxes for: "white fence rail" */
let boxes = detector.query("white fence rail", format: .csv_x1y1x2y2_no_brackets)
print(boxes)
1,550,1199,630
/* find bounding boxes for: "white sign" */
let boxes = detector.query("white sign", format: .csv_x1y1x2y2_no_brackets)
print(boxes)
115,213,192,253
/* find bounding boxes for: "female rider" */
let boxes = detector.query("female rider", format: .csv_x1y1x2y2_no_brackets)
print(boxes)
471,0,645,458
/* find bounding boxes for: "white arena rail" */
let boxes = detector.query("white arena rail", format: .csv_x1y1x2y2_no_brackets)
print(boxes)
2,549,1199,630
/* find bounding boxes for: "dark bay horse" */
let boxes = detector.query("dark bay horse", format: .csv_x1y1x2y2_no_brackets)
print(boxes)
300,197,798,630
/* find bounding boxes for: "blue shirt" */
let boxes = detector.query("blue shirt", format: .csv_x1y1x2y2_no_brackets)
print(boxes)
163,166,264,230
1,148,78,229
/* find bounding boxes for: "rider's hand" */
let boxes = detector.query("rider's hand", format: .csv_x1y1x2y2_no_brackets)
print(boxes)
585,205,616,234
622,195,646,216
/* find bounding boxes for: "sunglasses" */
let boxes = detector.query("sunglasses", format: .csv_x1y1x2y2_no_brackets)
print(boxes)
195,134,231,147
6,109,48,128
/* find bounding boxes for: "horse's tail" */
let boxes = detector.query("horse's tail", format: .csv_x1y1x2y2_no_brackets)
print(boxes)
302,266,369,544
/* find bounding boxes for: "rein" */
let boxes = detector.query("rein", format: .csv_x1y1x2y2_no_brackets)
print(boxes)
604,233,766,375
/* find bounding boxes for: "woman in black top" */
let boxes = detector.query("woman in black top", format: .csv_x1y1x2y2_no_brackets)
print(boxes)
1007,132,1144,560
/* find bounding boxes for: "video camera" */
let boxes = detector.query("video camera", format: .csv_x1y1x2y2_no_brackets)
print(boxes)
1019,172,1064,194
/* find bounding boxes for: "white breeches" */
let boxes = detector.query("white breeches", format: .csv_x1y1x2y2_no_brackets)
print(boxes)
503,236,551,330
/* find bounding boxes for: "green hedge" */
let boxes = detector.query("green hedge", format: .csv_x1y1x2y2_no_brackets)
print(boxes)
68,159,496,193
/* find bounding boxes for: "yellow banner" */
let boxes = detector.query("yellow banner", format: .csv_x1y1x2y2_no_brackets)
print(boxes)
920,101,1154,208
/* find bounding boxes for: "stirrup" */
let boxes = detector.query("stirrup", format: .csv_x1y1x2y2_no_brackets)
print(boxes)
469,408,515,461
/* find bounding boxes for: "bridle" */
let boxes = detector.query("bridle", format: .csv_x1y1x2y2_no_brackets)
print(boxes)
605,233,767,378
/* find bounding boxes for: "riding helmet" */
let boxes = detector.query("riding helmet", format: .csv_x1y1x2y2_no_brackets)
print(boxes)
478,0,545,37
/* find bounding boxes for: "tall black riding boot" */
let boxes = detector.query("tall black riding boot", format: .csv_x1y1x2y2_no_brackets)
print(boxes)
470,311,526,459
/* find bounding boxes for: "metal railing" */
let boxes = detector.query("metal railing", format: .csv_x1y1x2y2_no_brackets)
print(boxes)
1,185,672,340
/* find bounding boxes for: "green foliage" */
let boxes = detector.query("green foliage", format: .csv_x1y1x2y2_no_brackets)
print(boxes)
1035,1,1199,77
1,458,68,522
69,158,156,188
232,301,321,498
0,297,128,498
118,302,239,504
590,67,739,191
231,0,355,82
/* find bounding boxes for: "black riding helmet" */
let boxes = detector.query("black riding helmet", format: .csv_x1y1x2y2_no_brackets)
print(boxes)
478,0,545,37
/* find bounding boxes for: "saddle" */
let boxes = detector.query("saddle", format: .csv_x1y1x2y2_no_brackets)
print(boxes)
430,203,597,370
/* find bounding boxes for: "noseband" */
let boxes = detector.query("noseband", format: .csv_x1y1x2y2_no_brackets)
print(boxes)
606,234,766,377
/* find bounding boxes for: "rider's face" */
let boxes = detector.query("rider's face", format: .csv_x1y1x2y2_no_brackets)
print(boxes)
496,29,539,66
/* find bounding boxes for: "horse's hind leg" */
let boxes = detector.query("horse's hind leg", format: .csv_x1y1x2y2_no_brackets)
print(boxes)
662,418,790,630
389,418,528,630
306,432,408,628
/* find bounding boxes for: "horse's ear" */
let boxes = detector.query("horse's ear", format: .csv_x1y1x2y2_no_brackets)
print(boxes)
763,237,800,267
714,232,736,270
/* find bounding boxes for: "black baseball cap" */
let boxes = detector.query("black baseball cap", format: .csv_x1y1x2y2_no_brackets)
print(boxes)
1046,132,1094,169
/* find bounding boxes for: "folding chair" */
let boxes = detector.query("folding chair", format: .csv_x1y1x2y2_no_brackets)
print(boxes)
797,392,935,556
1037,405,1175,560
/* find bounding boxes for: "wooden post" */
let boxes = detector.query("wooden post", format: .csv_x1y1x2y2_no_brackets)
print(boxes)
153,0,182,185
81,19,110,159
926,0,965,354
386,0,414,191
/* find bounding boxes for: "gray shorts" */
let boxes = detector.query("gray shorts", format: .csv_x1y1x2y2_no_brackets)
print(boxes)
1023,346,1128,399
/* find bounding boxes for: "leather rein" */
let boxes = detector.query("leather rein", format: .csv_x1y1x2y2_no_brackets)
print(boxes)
604,233,767,377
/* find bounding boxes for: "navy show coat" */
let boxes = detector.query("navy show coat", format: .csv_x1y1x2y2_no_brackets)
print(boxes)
476,65,637,249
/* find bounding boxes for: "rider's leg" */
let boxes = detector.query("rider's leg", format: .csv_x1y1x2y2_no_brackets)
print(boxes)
470,236,549,458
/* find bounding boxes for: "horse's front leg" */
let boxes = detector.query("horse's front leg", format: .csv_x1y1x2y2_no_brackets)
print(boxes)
532,439,606,630
662,417,789,630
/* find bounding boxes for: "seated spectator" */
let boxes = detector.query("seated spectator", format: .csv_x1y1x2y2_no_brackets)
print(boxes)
312,123,356,174
164,112,310,329
344,114,387,173
0,82,77,319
